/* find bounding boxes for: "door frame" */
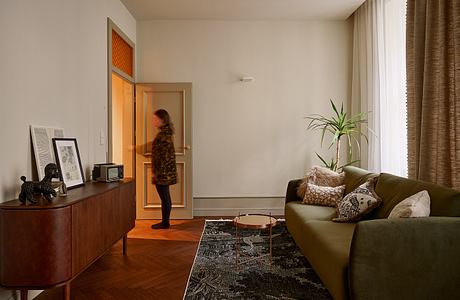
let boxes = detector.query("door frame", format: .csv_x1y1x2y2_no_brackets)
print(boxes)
107,18,135,164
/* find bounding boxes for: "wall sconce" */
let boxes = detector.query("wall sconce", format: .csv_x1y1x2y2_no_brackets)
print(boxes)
240,76,255,82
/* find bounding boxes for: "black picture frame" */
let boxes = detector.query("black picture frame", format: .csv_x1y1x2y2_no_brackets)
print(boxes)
52,138,85,189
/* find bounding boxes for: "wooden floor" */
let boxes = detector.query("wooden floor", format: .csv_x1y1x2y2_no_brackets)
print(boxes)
35,218,213,300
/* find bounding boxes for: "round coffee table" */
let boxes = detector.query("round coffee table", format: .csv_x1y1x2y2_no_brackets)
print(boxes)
233,214,277,271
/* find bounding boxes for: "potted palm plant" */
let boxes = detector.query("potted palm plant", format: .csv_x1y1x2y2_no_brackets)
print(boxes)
306,100,369,172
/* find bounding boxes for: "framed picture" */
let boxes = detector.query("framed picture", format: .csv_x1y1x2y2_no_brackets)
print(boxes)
52,138,85,189
30,125,65,179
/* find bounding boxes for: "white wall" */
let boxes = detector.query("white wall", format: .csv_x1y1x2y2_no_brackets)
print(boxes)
137,20,353,201
0,0,135,298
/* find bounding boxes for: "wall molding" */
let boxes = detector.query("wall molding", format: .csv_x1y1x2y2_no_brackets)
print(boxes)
193,197,285,216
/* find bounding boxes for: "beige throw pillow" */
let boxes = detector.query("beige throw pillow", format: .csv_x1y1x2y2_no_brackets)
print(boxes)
388,190,430,218
297,166,345,198
311,166,345,187
333,178,382,223
303,183,345,207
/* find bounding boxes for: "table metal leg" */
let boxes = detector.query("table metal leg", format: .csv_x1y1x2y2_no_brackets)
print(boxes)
235,214,276,271
235,222,239,271
269,223,273,270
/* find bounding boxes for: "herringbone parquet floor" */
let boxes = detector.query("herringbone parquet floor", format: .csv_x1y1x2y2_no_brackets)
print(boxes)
35,218,208,300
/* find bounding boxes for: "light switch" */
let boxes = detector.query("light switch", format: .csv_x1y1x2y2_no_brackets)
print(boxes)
100,129,106,145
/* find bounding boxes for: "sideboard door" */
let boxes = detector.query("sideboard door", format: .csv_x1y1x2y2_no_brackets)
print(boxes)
0,207,72,287
72,181,135,276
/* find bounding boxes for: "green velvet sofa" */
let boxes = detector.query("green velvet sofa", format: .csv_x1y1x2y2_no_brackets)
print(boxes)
285,166,460,300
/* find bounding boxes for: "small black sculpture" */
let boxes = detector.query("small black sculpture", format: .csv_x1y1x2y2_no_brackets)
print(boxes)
19,163,60,204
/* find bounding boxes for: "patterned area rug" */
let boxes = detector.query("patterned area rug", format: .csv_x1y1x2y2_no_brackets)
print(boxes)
184,220,332,300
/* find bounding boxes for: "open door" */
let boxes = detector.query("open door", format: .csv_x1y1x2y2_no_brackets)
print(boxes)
135,83,193,219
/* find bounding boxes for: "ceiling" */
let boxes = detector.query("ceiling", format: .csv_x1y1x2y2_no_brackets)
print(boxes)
120,0,366,21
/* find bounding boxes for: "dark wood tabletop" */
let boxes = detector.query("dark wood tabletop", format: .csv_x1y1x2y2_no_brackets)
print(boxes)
0,178,134,210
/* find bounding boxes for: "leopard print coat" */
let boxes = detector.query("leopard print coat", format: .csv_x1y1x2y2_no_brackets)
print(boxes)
151,124,178,185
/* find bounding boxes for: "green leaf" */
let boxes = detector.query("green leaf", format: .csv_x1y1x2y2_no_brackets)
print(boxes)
315,153,336,171
337,160,360,172
306,99,371,169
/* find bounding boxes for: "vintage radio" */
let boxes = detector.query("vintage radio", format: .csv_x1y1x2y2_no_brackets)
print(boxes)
92,163,124,182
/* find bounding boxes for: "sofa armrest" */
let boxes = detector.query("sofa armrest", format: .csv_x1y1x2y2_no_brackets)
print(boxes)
285,179,303,203
349,217,460,300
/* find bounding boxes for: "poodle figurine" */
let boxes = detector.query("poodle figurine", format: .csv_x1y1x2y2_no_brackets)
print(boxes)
19,163,60,204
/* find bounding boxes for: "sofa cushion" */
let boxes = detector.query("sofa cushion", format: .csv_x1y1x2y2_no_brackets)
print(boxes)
285,201,337,222
288,220,356,300
285,199,355,300
374,173,460,218
333,179,382,222
311,166,345,187
388,190,430,218
303,183,345,207
297,166,345,198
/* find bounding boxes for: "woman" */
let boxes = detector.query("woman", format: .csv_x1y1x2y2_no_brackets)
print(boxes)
151,109,177,229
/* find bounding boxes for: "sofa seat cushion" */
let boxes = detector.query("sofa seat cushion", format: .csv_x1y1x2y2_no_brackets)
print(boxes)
286,218,356,300
285,201,337,222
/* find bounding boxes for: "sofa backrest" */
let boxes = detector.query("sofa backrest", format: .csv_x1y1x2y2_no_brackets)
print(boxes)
373,173,460,218
343,166,379,195
343,166,460,218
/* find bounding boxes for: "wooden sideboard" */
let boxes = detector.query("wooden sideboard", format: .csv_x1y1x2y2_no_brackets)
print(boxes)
0,179,136,300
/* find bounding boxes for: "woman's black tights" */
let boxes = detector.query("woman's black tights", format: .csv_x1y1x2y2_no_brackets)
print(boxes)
155,184,171,225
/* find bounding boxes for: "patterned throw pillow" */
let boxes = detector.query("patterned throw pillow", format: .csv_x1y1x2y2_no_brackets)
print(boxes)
333,178,382,222
303,183,345,207
312,166,346,187
388,190,430,218
297,166,345,198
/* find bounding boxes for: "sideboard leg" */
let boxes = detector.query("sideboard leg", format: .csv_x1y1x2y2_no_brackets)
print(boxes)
64,282,70,300
20,289,28,300
123,234,127,255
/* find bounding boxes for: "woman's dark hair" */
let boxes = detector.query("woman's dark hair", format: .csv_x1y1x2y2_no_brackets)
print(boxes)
154,109,175,133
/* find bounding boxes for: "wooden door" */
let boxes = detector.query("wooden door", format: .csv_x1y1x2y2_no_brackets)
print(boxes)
135,83,192,219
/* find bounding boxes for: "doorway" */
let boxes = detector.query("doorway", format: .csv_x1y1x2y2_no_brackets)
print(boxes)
107,18,135,175
110,73,134,177
108,20,193,220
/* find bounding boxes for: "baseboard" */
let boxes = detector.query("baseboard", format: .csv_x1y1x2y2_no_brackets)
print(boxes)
193,197,285,216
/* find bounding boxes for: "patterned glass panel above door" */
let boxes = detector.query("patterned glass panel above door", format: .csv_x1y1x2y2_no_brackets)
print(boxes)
112,30,133,77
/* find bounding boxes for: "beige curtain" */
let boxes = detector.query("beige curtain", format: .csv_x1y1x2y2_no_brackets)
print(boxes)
407,0,460,189
351,0,407,176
